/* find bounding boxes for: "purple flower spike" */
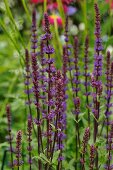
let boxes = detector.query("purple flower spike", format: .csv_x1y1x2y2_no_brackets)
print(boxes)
81,127,90,169
92,3,103,145
105,122,113,169
27,117,33,168
83,35,91,126
73,36,80,96
14,130,23,168
6,105,14,169
73,97,80,115
93,3,103,77
89,145,96,170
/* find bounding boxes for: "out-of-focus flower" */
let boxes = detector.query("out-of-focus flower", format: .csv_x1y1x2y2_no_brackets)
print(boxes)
106,0,113,9
49,14,63,26
70,25,78,35
62,0,74,5
31,0,74,5
106,45,113,55
79,23,85,31
30,0,50,4
47,2,76,16
31,0,76,16
66,6,77,16
30,0,44,4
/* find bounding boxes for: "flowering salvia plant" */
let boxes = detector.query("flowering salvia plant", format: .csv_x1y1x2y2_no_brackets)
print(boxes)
3,2,113,170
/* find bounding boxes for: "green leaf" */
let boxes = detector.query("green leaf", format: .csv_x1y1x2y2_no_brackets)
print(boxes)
33,153,51,165
52,150,60,165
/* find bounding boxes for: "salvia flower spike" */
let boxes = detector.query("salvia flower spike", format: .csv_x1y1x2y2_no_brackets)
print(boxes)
14,130,23,169
25,49,32,116
89,145,96,170
104,51,111,144
31,9,43,170
83,35,90,127
104,122,113,170
27,116,33,170
6,105,14,170
93,3,103,143
42,12,55,161
81,127,90,170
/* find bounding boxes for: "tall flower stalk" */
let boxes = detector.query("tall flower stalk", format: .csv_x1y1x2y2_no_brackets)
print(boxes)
104,122,113,170
14,130,23,170
105,59,113,144
41,12,55,161
81,127,90,170
56,71,66,170
73,36,81,170
25,49,37,138
27,116,33,170
30,9,43,169
25,49,32,117
83,35,90,127
89,145,96,170
6,105,14,170
93,3,103,143
91,4,103,169
64,16,81,169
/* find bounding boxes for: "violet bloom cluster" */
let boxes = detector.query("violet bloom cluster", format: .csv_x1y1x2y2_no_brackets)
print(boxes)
27,116,33,168
25,49,32,115
31,10,40,107
83,36,91,122
104,52,113,145
105,53,113,120
89,145,96,170
83,36,90,97
6,105,14,169
72,36,81,116
30,10,43,170
104,123,113,170
94,3,103,78
92,3,103,143
41,13,56,158
14,130,23,168
55,71,66,164
92,3,103,96
81,127,90,169
62,46,68,85
73,36,80,98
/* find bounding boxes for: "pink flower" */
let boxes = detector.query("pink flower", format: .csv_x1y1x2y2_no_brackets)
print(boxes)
47,2,76,16
62,0,74,5
30,0,50,4
49,14,63,26
106,0,113,9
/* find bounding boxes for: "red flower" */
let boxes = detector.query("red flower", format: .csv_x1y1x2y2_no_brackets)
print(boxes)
30,0,50,4
106,0,113,9
62,0,74,5
31,0,44,3
49,14,63,26
31,0,74,5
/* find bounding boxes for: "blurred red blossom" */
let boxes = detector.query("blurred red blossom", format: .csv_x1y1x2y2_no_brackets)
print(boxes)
106,0,113,9
31,0,76,27
31,0,44,3
31,0,74,4
49,14,63,26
